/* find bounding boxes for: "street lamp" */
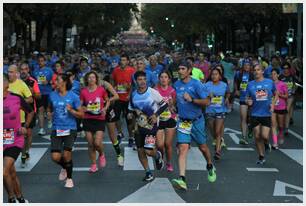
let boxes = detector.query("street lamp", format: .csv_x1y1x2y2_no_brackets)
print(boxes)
165,17,169,21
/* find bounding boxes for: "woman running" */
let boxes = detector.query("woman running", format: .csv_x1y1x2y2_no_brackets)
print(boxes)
48,73,84,188
205,67,230,160
80,71,110,173
234,59,254,145
271,69,288,148
155,71,177,172
279,62,298,137
4,74,34,202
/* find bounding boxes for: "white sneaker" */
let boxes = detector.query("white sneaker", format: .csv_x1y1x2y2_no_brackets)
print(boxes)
117,155,124,167
59,169,67,181
65,178,74,188
38,128,46,135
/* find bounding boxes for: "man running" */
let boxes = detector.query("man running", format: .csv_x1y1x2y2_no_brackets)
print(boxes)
171,61,216,191
246,64,275,164
128,71,168,181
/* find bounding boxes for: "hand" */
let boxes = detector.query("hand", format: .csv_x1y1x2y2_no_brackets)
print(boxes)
66,104,73,112
127,113,134,120
246,97,253,106
18,127,27,135
235,90,240,97
101,108,107,115
183,92,193,102
148,114,157,125
275,90,280,97
225,98,230,108
82,106,87,112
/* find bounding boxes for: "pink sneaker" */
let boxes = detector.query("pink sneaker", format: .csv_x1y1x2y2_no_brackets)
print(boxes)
166,163,173,172
65,178,74,188
59,169,67,181
99,154,106,168
89,164,98,173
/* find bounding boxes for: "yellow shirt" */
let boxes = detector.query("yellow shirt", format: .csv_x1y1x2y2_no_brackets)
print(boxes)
9,79,32,123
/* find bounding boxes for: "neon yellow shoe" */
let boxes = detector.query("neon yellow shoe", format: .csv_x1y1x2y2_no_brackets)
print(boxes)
207,166,217,183
171,178,187,190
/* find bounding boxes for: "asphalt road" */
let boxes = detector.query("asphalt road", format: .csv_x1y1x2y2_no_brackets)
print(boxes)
3,102,303,203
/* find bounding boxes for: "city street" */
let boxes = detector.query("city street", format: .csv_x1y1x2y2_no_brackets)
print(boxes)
3,102,303,203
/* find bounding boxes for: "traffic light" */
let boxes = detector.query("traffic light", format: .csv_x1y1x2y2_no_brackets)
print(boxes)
286,28,294,44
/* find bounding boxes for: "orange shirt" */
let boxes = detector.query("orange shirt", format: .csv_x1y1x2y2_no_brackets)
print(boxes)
111,66,135,101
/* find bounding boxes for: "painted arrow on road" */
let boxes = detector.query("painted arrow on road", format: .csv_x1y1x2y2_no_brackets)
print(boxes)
273,180,303,202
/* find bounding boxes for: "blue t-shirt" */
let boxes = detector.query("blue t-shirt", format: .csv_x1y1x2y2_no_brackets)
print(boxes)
246,78,275,117
132,70,156,90
33,67,54,95
204,81,229,114
174,78,208,119
49,90,81,130
146,64,164,82
129,87,164,117
71,80,80,96
238,72,252,102
107,55,120,71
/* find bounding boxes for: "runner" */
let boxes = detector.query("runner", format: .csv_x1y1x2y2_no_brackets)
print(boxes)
127,71,168,181
171,61,216,191
234,59,254,145
246,64,275,164
77,56,91,88
271,69,288,149
132,57,156,88
100,78,124,167
47,74,84,188
4,74,34,203
194,52,211,82
8,64,34,167
186,56,205,82
279,62,298,137
111,53,136,147
167,52,181,83
205,68,230,160
155,71,177,172
19,63,41,167
146,54,164,82
80,71,110,172
33,54,54,135
51,61,65,89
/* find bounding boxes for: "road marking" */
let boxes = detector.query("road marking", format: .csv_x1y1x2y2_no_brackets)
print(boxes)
124,147,154,170
224,127,242,135
41,135,50,140
119,178,186,203
16,148,48,172
246,168,279,172
227,133,240,144
288,129,302,141
279,149,303,166
73,167,91,172
273,180,303,201
187,147,206,170
227,147,254,151
31,141,129,146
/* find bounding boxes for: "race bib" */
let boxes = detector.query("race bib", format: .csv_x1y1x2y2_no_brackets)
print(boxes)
38,75,46,84
87,101,101,115
117,84,127,94
56,129,70,137
160,110,171,121
255,89,268,101
211,96,223,106
178,121,192,135
240,82,248,91
144,135,156,149
286,82,294,95
3,129,15,145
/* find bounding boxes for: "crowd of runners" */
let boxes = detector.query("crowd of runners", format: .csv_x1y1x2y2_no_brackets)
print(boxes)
3,47,303,202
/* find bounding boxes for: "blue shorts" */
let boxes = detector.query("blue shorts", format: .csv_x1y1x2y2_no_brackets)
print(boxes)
176,115,208,145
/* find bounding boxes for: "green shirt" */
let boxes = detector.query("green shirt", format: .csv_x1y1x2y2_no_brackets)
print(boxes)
191,67,205,81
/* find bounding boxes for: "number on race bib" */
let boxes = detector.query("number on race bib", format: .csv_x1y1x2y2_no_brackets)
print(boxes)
178,121,192,135
3,129,15,145
144,135,156,149
56,129,70,137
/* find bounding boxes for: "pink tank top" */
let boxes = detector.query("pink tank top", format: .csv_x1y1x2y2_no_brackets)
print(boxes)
155,85,177,120
274,81,288,111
